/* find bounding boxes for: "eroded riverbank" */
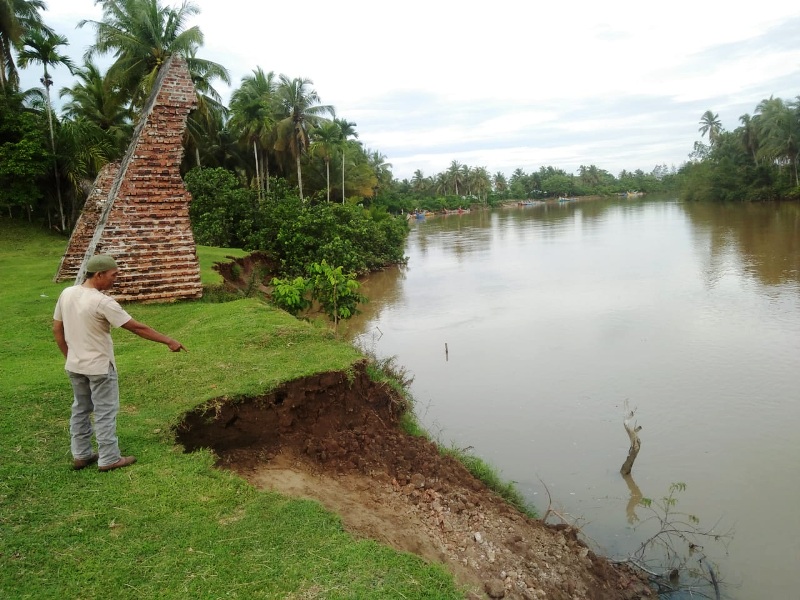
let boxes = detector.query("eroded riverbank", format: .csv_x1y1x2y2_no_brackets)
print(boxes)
176,362,652,599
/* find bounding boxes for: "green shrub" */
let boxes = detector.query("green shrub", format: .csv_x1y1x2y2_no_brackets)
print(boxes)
270,276,311,315
309,260,366,326
185,167,257,247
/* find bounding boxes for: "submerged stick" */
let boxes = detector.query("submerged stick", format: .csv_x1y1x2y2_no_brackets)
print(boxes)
620,404,642,476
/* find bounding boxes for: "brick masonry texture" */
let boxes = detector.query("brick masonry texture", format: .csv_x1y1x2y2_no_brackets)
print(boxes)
54,55,202,302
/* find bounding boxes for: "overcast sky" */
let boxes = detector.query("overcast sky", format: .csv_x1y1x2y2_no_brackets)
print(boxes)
23,0,800,181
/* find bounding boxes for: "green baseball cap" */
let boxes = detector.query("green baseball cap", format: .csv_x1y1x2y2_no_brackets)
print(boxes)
86,255,118,273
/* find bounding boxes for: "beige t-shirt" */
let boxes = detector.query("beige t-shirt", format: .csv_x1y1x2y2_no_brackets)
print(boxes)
53,285,132,375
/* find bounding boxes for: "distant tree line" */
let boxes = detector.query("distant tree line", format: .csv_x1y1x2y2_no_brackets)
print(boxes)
379,161,679,213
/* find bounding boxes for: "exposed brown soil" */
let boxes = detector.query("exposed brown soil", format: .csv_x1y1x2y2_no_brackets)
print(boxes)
175,362,653,599
211,251,278,295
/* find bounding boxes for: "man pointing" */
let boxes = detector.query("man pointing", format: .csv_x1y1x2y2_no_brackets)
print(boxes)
53,255,186,472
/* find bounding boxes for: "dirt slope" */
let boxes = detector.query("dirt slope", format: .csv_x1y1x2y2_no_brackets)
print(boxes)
176,362,652,599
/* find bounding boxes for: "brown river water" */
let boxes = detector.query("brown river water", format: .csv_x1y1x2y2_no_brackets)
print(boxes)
345,197,800,598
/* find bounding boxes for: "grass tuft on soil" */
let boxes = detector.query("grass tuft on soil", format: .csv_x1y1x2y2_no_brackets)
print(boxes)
0,219,463,599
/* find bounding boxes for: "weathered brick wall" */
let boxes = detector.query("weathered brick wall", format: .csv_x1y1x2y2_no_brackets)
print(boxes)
54,163,119,280
54,55,202,302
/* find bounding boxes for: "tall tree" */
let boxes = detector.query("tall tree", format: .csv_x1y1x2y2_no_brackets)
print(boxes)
0,88,50,218
433,171,448,196
470,166,491,204
755,96,800,186
411,169,427,195
335,117,357,203
183,46,229,170
578,164,601,187
229,67,277,197
273,75,333,202
367,148,392,199
0,0,48,91
60,59,132,155
310,120,341,202
55,118,117,224
447,160,463,195
17,28,73,230
492,171,507,194
738,113,759,163
698,110,722,147
80,0,228,112
460,164,472,196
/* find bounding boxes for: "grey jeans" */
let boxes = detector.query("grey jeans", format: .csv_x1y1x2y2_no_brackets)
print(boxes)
67,364,121,467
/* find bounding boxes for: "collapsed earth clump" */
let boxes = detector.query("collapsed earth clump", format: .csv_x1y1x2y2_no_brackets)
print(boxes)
211,251,278,296
175,361,652,599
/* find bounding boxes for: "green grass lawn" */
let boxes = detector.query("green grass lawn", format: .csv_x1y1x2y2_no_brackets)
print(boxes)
0,219,462,599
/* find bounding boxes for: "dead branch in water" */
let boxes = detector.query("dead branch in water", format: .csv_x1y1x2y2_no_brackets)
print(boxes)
628,482,733,599
620,402,642,476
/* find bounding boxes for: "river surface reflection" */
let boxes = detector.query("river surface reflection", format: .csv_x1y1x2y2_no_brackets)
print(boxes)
345,197,800,598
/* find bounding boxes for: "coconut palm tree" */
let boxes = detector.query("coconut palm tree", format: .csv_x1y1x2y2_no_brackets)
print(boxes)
273,75,333,201
411,169,427,195
738,113,759,163
366,148,392,199
229,67,278,197
183,47,229,169
446,160,463,196
60,59,133,156
56,118,117,224
460,164,472,196
335,117,357,204
755,96,800,186
698,110,722,146
310,120,341,202
433,171,448,196
0,0,48,91
17,28,74,230
470,166,491,204
80,0,228,113
493,171,507,194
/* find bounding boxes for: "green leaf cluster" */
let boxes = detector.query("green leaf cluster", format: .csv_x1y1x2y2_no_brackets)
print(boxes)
269,275,311,315
185,166,255,246
0,94,51,213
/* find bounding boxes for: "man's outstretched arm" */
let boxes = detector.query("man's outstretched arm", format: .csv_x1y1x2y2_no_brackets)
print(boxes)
121,319,186,352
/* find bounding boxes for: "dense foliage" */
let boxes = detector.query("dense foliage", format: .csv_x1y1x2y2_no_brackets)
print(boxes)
679,99,800,202
185,167,408,276
0,92,51,217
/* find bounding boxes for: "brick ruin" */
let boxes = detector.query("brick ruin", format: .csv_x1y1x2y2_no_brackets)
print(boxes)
54,55,202,302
